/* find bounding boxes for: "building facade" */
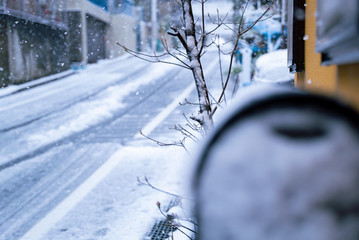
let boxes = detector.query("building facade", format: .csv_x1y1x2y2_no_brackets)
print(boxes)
0,0,69,86
60,0,137,64
287,0,359,110
0,0,138,86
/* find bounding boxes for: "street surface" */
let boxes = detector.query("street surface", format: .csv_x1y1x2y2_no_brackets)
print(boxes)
0,51,224,239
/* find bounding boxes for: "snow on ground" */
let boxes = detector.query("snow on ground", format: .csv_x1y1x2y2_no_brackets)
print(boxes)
0,70,74,97
18,70,198,238
6,33,311,240
15,54,198,240
22,143,192,240
0,54,131,98
26,62,176,146
253,49,294,83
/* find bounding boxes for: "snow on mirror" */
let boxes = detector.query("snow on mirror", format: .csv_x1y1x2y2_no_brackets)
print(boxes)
193,86,359,240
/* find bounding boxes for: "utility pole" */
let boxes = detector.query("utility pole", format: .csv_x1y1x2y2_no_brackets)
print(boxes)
281,0,286,48
151,0,157,51
240,46,253,85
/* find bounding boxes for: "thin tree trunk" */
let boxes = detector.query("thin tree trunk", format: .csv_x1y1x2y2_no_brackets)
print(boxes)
181,0,213,131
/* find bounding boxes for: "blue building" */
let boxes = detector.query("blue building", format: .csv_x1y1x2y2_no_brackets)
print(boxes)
89,0,134,16
89,0,108,10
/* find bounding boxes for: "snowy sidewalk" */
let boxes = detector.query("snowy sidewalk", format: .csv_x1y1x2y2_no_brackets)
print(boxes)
16,56,201,240
22,143,190,240
0,70,75,98
0,54,133,99
0,49,224,240
19,105,193,240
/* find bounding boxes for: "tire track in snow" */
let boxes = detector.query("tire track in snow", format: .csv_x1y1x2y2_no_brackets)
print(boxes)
0,61,150,133
0,66,182,172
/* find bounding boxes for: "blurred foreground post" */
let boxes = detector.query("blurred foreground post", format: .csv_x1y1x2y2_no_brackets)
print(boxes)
193,85,359,240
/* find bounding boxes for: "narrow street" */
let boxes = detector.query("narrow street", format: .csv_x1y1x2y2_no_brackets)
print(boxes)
0,51,223,240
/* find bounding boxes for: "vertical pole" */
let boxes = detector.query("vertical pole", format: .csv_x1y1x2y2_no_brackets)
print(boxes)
280,0,286,48
81,11,88,63
267,27,273,52
281,0,286,24
240,46,252,85
151,0,157,51
64,0,68,26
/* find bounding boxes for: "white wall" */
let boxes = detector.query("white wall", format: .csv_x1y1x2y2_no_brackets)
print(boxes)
108,13,137,57
67,0,138,60
66,0,111,24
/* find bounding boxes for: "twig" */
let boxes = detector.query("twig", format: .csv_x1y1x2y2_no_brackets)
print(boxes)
239,0,250,32
138,177,194,200
138,130,188,153
156,201,196,239
168,26,189,52
216,35,226,104
183,113,204,135
179,98,201,106
199,0,206,55
117,42,191,69
173,124,200,143
213,0,276,115
240,1,276,36
160,33,192,68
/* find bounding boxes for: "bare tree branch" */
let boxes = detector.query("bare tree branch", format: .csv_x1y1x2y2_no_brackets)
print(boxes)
117,42,191,69
198,0,206,55
137,177,194,200
168,26,189,51
138,130,188,151
179,98,201,106
206,10,228,36
182,113,203,134
160,32,192,69
214,35,226,104
172,124,200,143
180,0,213,131
156,201,197,239
240,1,275,36
239,0,251,32
119,0,277,132
213,0,276,115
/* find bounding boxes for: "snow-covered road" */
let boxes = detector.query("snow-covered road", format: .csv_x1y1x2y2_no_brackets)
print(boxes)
0,51,223,239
